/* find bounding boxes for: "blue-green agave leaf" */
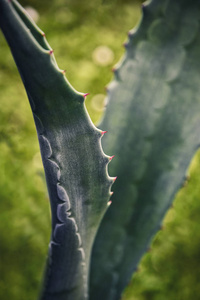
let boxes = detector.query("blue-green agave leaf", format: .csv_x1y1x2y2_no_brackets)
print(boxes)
90,0,200,299
0,1,114,299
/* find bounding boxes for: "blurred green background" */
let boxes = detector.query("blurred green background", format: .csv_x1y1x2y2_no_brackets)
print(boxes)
1,0,200,299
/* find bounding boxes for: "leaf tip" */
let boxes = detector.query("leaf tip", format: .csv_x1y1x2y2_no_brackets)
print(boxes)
127,30,132,38
101,130,108,136
113,176,117,182
109,155,115,161
49,49,54,55
83,93,90,99
123,42,128,48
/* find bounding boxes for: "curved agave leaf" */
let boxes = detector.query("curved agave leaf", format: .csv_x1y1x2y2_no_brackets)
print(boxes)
90,0,200,299
0,0,114,299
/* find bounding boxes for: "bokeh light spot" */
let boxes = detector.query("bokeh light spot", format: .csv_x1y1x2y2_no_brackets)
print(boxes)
92,46,114,66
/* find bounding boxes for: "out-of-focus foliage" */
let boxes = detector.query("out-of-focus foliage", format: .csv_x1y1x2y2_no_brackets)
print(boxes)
0,0,200,300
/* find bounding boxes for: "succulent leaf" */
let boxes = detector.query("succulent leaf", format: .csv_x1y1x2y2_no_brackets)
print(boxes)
0,0,112,299
90,0,200,299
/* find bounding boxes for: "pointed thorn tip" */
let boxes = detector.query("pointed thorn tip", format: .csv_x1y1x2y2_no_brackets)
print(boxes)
107,200,112,206
109,155,115,161
110,191,114,196
42,32,46,37
62,70,66,74
83,93,90,98
101,130,108,136
113,176,117,182
49,49,54,55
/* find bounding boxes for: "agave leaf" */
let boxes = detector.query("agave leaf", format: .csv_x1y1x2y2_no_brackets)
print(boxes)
90,0,200,299
0,0,114,299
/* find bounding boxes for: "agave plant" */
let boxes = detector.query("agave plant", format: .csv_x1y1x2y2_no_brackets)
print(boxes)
0,0,200,299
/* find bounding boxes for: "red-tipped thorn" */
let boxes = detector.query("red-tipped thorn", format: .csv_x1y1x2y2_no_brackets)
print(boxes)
49,49,54,55
62,70,66,74
113,176,117,182
101,130,108,136
128,31,132,37
110,191,114,196
123,42,128,48
109,155,115,161
107,200,112,206
42,32,46,37
83,93,90,99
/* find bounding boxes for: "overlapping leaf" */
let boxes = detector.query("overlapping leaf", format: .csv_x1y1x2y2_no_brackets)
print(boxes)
90,1,200,299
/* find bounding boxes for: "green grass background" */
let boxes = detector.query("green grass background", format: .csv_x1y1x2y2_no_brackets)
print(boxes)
0,0,200,299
